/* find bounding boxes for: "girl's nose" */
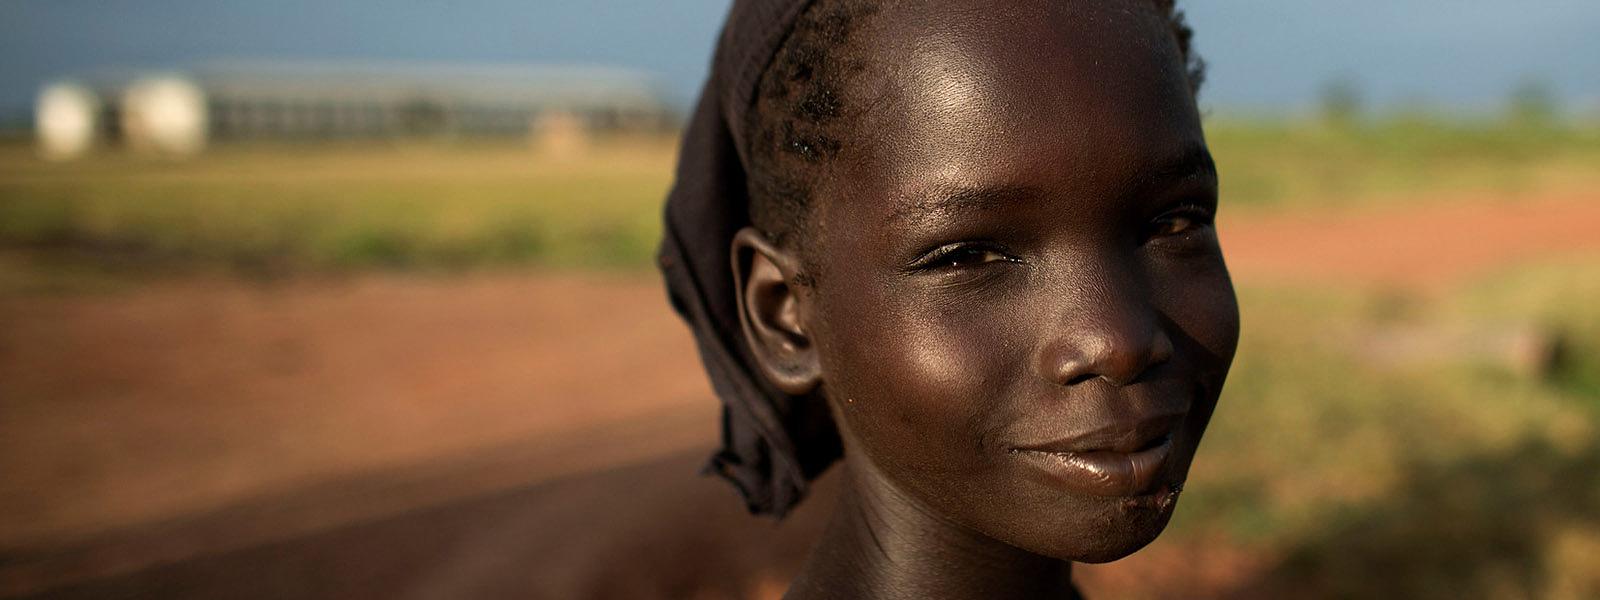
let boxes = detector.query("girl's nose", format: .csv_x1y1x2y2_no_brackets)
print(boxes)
1035,285,1174,387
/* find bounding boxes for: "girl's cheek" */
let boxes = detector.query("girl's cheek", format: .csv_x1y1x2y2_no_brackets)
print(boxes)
1145,252,1239,360
1161,274,1239,363
849,310,1018,427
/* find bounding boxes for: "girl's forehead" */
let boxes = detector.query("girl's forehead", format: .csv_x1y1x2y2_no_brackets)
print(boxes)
833,0,1202,219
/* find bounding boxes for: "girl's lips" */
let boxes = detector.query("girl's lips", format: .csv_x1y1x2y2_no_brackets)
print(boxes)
1012,435,1173,497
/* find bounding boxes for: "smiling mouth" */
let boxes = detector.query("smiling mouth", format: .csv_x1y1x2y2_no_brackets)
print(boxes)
1011,433,1175,498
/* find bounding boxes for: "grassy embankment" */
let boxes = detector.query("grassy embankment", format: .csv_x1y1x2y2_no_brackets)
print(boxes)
1175,262,1600,597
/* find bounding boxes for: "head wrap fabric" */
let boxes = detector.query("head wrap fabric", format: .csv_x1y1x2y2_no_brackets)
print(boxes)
658,0,841,518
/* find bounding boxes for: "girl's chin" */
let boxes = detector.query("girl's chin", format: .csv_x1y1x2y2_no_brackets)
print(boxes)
1065,528,1166,564
1004,495,1180,563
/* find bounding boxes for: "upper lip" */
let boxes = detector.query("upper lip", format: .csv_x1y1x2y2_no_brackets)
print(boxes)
1013,412,1185,454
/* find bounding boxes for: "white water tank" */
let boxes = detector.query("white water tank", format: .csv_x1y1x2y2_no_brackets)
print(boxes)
122,75,208,155
35,82,101,160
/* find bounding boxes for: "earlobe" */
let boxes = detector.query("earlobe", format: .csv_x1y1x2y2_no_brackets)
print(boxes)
731,227,821,396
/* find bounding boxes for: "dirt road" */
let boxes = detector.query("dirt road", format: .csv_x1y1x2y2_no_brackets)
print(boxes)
1,192,1596,597
1221,193,1600,288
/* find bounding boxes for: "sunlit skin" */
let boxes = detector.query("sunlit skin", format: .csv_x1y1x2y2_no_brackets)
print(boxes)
733,1,1239,598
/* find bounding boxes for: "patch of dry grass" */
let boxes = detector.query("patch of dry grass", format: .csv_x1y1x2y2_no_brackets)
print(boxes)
1171,261,1600,598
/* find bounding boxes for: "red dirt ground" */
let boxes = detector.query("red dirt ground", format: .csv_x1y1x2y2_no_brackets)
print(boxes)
1,192,1596,598
1220,193,1600,289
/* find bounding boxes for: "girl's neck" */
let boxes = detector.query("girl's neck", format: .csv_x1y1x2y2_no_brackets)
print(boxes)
785,464,1079,600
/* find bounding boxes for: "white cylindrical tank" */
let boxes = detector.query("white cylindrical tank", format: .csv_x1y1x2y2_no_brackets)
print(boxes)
122,75,208,156
35,82,101,160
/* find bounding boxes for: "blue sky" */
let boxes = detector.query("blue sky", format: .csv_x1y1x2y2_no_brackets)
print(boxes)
3,1,1598,119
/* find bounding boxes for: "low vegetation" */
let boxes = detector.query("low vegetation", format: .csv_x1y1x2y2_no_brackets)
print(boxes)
1209,116,1600,210
1172,262,1600,598
1,118,1597,273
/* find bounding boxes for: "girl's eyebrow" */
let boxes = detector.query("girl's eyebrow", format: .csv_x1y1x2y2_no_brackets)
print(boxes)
889,184,1040,227
1140,144,1217,190
886,145,1216,227
1111,142,1218,207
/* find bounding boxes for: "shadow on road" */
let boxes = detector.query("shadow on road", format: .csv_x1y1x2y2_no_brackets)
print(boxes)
13,451,836,600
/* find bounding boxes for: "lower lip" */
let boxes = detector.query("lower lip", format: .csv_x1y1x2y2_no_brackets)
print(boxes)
1013,436,1174,497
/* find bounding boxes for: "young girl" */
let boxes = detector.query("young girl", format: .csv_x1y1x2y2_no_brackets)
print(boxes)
660,0,1238,597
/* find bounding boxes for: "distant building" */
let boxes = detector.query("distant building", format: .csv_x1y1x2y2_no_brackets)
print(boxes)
35,62,679,160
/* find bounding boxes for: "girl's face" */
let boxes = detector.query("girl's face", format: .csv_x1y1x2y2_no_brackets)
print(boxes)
794,1,1239,562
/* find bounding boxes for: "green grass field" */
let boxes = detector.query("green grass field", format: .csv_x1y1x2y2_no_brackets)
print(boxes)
0,138,676,273
2,119,1597,273
1208,117,1600,210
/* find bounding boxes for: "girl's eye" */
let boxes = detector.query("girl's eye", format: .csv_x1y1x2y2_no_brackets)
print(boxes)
1150,204,1215,239
1153,214,1197,236
913,244,1018,271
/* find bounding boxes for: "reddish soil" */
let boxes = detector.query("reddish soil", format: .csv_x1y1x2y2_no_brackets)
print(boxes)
1,191,1596,598
1220,193,1600,289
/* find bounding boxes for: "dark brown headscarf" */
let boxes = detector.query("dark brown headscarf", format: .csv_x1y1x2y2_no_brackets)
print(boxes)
657,0,841,518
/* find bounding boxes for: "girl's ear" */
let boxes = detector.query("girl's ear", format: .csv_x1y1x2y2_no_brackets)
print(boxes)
731,227,821,395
